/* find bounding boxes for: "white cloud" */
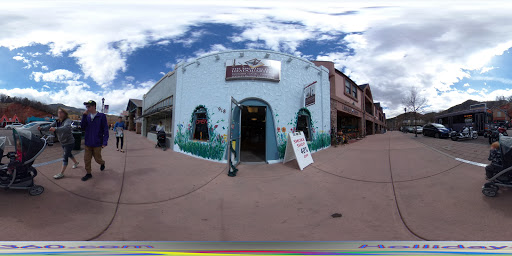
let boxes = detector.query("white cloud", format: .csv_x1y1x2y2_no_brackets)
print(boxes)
125,76,135,81
159,72,165,75
12,55,32,69
466,88,477,94
463,83,470,87
41,65,49,71
42,85,50,89
31,69,81,83
480,66,495,74
1,1,512,117
0,80,154,115
471,76,512,85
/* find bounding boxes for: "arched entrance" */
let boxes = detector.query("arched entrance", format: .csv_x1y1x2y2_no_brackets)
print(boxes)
231,98,278,163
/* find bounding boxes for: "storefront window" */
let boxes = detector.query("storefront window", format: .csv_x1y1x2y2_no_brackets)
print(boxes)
345,79,351,95
296,109,312,141
192,107,209,141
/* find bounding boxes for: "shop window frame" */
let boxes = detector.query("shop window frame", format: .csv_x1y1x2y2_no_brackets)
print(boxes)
344,79,358,102
295,108,312,141
191,106,209,141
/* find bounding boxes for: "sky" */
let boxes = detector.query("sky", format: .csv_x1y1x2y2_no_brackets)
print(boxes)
1,0,512,118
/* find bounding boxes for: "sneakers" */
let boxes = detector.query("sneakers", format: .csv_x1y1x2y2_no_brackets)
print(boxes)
116,148,119,151
53,173,64,179
81,174,92,181
72,162,80,169
100,164,105,171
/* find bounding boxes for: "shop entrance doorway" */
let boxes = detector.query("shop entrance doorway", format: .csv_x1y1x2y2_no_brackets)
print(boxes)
240,106,266,162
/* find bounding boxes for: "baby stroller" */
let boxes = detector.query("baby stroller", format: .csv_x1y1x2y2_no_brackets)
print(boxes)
482,135,512,197
155,131,167,151
0,129,51,196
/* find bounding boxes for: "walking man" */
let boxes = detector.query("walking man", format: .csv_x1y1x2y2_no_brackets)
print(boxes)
81,100,109,181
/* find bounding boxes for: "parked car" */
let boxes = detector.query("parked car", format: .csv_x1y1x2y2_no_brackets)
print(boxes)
17,121,53,138
71,120,81,131
413,125,423,134
422,123,450,138
4,123,24,129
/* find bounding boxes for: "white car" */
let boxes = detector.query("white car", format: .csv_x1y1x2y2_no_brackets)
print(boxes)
17,121,54,138
5,123,24,129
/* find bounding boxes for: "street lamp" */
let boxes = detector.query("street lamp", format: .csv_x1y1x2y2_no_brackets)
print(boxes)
102,98,105,113
403,107,407,133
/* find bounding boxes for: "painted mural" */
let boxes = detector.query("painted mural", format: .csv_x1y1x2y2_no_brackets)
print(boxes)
174,105,227,161
276,107,331,159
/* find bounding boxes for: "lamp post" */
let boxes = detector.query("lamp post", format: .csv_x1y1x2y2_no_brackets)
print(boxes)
102,98,105,113
404,107,407,133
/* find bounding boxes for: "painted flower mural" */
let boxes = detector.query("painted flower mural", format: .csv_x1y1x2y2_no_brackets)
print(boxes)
276,107,330,159
174,105,227,161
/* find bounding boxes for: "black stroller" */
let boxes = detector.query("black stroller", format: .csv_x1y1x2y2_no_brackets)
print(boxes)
155,131,167,151
483,135,512,197
0,129,51,196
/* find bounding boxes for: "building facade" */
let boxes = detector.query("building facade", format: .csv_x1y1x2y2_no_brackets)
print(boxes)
492,107,510,122
0,114,20,127
125,99,143,134
312,61,386,138
142,49,331,163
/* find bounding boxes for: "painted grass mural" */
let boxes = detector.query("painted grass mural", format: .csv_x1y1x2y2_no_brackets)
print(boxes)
174,106,227,161
276,107,330,159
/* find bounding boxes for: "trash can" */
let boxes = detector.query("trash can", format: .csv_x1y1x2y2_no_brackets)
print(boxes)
72,131,82,150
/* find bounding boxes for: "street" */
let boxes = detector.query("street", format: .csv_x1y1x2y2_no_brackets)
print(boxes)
0,130,510,241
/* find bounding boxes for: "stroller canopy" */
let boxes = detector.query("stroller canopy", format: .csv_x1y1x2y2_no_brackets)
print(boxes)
13,129,45,164
500,135,512,168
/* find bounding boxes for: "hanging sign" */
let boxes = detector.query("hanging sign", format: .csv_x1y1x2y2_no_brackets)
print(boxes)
304,81,317,107
225,58,281,81
283,131,314,170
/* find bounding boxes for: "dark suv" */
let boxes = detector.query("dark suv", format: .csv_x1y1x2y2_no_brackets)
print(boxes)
422,123,450,138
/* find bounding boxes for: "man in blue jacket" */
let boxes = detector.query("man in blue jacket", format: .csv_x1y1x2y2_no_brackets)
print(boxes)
81,100,109,181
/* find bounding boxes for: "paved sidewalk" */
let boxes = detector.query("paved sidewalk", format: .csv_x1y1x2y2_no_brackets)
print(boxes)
1,131,511,241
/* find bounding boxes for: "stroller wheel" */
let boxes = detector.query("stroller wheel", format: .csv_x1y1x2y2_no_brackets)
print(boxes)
484,183,500,191
482,187,498,197
29,185,44,196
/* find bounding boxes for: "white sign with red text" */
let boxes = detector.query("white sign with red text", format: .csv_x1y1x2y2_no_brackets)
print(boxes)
283,131,314,170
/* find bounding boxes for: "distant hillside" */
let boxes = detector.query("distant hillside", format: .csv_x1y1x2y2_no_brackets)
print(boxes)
0,94,124,126
386,99,510,129
437,99,504,115
48,103,83,115
0,102,53,123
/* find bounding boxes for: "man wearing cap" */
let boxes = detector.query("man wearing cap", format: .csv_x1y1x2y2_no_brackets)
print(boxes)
81,100,109,181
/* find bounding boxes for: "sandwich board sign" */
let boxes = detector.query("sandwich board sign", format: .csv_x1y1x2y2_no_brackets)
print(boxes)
283,131,314,170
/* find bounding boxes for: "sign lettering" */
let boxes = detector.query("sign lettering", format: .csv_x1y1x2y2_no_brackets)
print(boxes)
226,58,281,82
283,131,314,171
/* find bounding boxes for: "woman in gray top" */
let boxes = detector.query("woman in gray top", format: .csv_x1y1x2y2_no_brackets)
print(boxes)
39,108,79,179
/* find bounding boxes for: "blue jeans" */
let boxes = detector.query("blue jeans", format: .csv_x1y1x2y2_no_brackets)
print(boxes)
62,143,74,166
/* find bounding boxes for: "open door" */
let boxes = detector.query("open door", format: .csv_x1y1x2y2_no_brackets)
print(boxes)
227,97,242,175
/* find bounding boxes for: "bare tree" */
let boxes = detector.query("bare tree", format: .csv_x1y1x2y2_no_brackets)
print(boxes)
402,87,428,137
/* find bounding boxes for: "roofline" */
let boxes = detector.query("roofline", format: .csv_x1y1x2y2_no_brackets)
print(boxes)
177,49,326,73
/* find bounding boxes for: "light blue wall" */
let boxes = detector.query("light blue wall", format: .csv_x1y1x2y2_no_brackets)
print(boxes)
170,50,330,163
142,71,176,136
